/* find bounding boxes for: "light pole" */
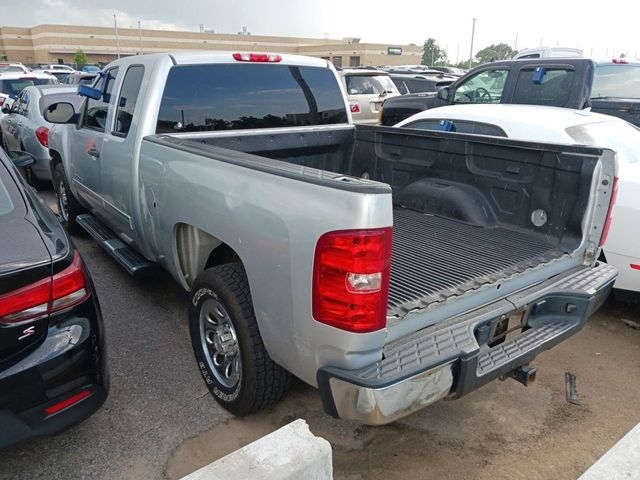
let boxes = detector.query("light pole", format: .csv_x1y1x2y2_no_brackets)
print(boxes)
138,20,143,54
114,14,121,58
469,18,477,69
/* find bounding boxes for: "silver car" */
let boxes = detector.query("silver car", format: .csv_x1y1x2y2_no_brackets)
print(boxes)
0,85,82,187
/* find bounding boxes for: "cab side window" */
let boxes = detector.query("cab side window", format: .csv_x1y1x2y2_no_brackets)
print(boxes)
453,69,508,104
83,68,118,131
17,91,29,116
113,66,144,137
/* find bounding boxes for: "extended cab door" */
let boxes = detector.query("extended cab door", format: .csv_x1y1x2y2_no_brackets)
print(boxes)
72,67,118,211
99,65,145,236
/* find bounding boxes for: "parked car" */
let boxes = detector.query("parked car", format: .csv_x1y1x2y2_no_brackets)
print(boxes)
0,71,58,115
81,65,101,74
46,51,615,425
45,64,76,73
33,69,70,83
0,148,108,449
513,47,583,59
0,85,83,187
396,104,637,298
64,72,98,85
429,66,466,77
340,68,400,123
380,58,640,126
390,73,455,95
0,63,30,74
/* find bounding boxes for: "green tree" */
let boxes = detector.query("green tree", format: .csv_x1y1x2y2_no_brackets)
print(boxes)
421,38,447,66
74,48,88,69
474,43,516,65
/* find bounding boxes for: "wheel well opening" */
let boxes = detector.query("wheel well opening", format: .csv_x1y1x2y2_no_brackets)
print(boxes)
175,223,242,288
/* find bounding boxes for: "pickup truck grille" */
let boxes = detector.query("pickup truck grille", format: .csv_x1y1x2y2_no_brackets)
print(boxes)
388,208,564,317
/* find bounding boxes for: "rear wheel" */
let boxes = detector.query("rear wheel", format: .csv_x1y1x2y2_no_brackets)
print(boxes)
189,263,291,416
53,162,86,234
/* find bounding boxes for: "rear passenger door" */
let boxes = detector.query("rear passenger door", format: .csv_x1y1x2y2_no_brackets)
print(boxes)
71,67,118,212
3,92,25,150
99,64,145,237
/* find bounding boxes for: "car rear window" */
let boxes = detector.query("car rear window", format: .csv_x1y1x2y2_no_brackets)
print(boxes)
566,121,640,164
592,65,640,99
512,68,576,107
156,64,348,133
0,78,56,96
0,66,26,73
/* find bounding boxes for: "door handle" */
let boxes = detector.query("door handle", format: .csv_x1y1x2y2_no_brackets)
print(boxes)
87,147,100,159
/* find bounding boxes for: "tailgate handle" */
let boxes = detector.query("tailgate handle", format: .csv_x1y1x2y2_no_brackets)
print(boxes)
87,147,100,159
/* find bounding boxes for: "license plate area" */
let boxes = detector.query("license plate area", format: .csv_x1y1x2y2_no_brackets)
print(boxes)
488,308,526,347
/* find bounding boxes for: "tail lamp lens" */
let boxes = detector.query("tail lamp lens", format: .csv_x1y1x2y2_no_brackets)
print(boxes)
312,228,392,333
35,126,49,147
0,251,90,325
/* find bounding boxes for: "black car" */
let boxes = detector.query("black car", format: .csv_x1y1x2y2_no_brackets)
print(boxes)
390,73,455,95
0,149,107,448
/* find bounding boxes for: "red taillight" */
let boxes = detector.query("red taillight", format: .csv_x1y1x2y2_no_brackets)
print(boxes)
349,101,361,113
44,389,93,415
0,251,90,325
0,97,5,107
35,126,49,147
232,52,282,63
631,264,640,271
312,228,392,333
599,176,619,247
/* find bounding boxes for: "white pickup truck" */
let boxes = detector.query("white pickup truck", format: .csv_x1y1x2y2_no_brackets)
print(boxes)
44,52,617,424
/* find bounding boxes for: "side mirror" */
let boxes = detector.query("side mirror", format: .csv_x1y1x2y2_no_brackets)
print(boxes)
78,84,102,100
437,86,450,101
44,102,76,124
1,104,11,114
7,151,35,168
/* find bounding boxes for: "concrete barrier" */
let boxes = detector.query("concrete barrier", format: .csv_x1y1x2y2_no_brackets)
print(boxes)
579,422,640,480
180,419,333,480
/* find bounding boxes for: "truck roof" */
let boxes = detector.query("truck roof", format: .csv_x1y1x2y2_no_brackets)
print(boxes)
105,51,331,69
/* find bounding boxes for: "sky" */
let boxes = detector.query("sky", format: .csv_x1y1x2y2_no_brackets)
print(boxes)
0,0,637,61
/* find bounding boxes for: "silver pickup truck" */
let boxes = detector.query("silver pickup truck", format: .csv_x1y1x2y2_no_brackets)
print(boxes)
44,52,617,425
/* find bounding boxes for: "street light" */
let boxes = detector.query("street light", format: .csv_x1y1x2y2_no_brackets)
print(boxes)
138,20,143,54
114,13,121,59
469,18,477,69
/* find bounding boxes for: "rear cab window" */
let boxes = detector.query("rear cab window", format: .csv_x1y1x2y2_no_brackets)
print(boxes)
512,67,576,106
113,65,144,137
0,78,56,96
592,64,640,99
404,119,507,136
156,63,348,132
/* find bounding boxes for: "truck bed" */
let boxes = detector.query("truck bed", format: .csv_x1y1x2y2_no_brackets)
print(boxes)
389,207,563,316
153,124,600,320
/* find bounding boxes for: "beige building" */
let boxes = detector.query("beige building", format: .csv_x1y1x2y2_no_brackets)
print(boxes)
0,24,421,67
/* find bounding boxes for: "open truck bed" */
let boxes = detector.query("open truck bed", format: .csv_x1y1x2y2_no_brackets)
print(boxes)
151,124,601,323
389,207,564,316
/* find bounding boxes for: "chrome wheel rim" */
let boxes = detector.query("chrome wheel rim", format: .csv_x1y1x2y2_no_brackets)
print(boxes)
57,179,69,222
199,298,241,388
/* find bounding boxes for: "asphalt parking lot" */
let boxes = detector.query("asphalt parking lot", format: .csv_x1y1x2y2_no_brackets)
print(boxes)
0,190,638,480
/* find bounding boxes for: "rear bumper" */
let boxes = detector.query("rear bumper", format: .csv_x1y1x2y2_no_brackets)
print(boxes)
318,262,617,425
0,296,108,449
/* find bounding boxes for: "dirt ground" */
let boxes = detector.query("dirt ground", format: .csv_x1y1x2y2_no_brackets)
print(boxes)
166,298,640,480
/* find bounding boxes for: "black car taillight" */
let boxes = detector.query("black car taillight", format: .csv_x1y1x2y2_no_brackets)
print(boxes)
0,251,90,326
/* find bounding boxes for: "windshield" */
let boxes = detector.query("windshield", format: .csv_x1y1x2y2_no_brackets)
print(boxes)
591,65,640,99
566,121,640,164
0,78,56,96
345,75,398,95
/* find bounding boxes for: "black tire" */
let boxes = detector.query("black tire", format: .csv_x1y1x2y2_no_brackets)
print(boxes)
53,162,86,234
189,263,291,416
